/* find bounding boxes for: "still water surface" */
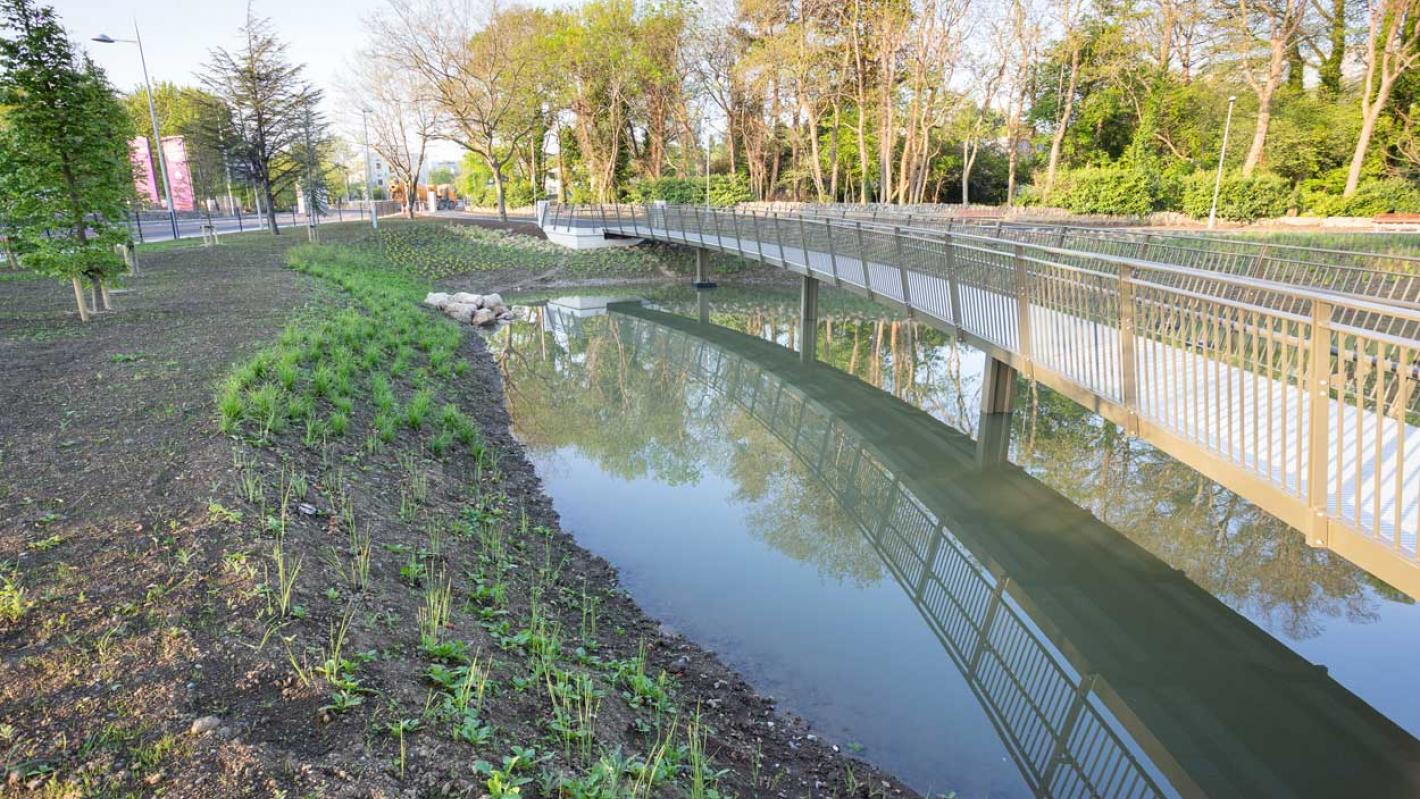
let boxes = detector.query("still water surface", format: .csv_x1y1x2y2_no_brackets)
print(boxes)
495,284,1420,798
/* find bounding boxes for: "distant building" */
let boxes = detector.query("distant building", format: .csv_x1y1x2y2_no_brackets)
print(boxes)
421,160,460,185
346,153,391,198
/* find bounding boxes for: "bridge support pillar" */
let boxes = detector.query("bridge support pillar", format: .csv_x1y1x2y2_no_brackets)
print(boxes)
696,289,710,325
693,248,717,289
799,274,819,364
981,357,1017,414
977,357,1017,467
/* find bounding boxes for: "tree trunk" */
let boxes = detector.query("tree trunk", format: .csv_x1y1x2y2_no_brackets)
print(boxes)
491,163,508,222
856,104,870,202
99,278,113,311
1045,47,1080,194
1242,91,1272,176
806,103,826,201
262,176,280,234
3,235,18,270
1346,92,1388,196
71,275,89,322
1286,38,1305,90
1320,0,1347,92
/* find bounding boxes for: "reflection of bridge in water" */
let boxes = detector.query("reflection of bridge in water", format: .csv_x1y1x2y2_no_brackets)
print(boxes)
608,303,1420,799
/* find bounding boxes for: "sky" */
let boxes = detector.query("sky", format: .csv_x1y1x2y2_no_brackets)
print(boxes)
56,0,464,159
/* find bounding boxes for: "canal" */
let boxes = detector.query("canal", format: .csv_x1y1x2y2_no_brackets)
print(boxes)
493,282,1420,798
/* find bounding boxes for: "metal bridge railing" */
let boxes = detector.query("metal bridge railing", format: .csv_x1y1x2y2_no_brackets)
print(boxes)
541,202,1420,597
801,210,1420,315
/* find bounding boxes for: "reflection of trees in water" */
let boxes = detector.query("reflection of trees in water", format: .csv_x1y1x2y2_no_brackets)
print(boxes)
720,412,884,585
498,311,707,485
807,309,1395,638
501,303,1399,636
499,310,884,584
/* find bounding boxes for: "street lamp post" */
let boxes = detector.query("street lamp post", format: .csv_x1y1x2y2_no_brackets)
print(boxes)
704,126,712,210
93,24,179,241
361,108,378,231
1208,96,1238,231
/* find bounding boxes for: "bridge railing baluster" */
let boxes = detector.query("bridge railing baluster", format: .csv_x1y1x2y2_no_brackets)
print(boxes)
1013,244,1032,362
1307,299,1333,548
1119,264,1140,434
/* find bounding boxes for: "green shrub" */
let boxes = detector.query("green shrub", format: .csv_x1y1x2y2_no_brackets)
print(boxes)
1302,178,1420,217
1181,171,1290,222
624,174,752,207
1050,166,1156,216
464,178,534,209
1153,162,1195,212
624,177,703,205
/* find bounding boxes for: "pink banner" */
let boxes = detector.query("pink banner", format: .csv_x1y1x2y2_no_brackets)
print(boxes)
160,136,195,212
129,137,159,205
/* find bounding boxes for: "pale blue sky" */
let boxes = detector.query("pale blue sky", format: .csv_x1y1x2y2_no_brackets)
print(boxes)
59,0,373,100
57,0,470,156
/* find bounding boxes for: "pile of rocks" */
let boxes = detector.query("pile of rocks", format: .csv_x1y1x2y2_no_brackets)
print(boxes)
424,291,515,327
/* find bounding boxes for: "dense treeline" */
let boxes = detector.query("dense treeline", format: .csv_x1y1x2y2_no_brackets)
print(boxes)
369,0,1420,220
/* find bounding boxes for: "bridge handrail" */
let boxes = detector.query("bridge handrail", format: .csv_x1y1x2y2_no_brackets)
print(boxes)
793,205,1420,268
807,210,1420,292
574,202,1420,325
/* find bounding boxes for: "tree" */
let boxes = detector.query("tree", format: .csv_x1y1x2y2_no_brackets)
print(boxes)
349,51,440,218
1216,0,1308,176
202,11,323,233
372,0,551,219
554,0,644,203
1343,0,1420,195
0,0,131,321
428,165,457,185
1043,0,1088,193
291,102,330,221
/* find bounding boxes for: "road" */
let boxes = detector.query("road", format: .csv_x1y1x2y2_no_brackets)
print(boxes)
131,206,376,243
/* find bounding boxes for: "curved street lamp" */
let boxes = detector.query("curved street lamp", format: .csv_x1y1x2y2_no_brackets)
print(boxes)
361,107,378,231
92,24,180,241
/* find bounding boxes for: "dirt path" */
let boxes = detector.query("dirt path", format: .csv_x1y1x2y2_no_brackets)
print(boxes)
0,238,322,794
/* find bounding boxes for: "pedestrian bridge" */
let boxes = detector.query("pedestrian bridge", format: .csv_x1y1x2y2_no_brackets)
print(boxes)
537,202,1420,599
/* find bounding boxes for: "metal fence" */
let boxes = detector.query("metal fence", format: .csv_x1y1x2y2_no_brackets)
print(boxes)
542,202,1420,599
780,207,1420,313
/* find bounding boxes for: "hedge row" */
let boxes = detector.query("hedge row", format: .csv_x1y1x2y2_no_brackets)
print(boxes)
622,175,753,207
1039,165,1420,221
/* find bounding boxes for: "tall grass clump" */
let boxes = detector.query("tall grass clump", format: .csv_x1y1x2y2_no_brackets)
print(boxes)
213,244,485,463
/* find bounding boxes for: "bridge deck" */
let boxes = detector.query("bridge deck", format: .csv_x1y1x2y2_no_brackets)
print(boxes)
538,204,1420,597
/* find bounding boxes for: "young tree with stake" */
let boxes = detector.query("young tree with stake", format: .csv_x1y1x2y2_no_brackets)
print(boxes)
0,0,132,321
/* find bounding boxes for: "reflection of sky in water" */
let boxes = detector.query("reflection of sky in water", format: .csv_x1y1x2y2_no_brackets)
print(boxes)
500,285,1420,796
531,449,1026,797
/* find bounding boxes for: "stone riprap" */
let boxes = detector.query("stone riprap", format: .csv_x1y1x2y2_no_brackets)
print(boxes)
424,291,514,327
